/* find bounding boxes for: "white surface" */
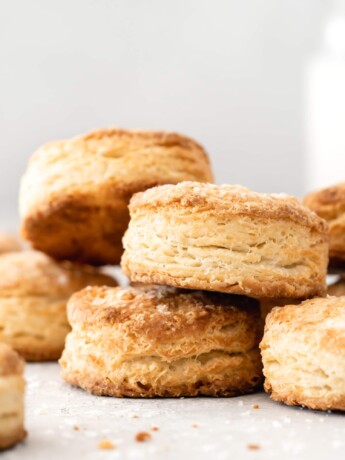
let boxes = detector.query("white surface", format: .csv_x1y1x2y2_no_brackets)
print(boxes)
305,56,345,190
0,0,329,224
2,363,345,460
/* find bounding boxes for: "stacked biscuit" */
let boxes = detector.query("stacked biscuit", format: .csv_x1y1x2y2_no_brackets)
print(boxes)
18,127,328,401
2,126,345,449
19,129,335,405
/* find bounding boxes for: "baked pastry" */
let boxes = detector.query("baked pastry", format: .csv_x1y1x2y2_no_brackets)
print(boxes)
328,277,345,296
0,343,26,449
303,182,345,263
0,232,21,255
122,182,328,298
20,128,213,265
260,296,345,411
0,251,117,361
60,285,263,397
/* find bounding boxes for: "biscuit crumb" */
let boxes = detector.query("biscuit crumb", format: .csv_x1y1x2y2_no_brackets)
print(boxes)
247,444,260,450
135,431,152,442
252,404,260,409
98,439,116,450
192,423,198,428
131,414,139,419
73,425,80,431
151,426,159,431
98,440,115,450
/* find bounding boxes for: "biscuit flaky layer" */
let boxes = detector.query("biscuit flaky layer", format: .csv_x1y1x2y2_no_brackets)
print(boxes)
0,343,26,450
260,296,345,411
60,286,263,397
122,182,328,299
0,251,117,361
19,128,213,265
303,182,345,262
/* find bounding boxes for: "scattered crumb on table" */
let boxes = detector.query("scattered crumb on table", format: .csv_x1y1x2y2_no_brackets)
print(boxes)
252,404,260,409
98,440,116,450
192,423,198,428
247,444,261,450
151,426,159,431
73,425,80,431
135,431,152,442
131,414,139,419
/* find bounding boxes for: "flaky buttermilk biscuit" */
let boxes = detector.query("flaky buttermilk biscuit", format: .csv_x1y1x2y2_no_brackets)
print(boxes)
60,286,263,397
0,251,117,361
260,296,345,411
20,128,213,265
0,343,26,450
303,182,345,263
122,182,328,298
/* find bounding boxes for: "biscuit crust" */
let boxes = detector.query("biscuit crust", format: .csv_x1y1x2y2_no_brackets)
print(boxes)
20,128,213,265
122,182,328,298
60,286,263,397
303,182,345,262
0,251,117,361
260,296,345,411
0,343,26,450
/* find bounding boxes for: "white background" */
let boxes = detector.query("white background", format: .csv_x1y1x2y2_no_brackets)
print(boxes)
0,0,331,224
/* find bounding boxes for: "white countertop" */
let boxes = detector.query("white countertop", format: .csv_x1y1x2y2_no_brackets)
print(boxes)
2,363,344,460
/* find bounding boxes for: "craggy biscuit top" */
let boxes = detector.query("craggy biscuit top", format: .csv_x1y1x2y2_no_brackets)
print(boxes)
20,128,213,211
68,285,261,345
130,182,328,233
263,296,345,355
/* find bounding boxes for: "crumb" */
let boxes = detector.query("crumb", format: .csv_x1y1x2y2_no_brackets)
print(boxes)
135,431,152,442
252,404,260,409
98,440,115,450
247,444,260,450
131,414,139,419
151,426,159,431
73,425,80,431
191,423,198,428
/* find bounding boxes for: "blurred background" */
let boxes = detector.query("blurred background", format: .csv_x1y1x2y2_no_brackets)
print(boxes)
1,0,344,225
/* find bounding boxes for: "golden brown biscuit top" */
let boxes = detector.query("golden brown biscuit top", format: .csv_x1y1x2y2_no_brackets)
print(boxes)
68,285,260,342
28,127,211,172
0,232,21,254
0,251,117,298
78,128,210,160
130,182,327,232
0,342,24,376
303,182,345,221
265,296,345,354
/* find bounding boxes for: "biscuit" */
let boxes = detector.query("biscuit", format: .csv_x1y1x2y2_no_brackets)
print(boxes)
303,182,345,263
260,296,345,411
122,182,328,298
0,343,26,450
327,278,345,297
0,251,117,361
20,128,213,265
0,232,21,255
60,285,263,397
